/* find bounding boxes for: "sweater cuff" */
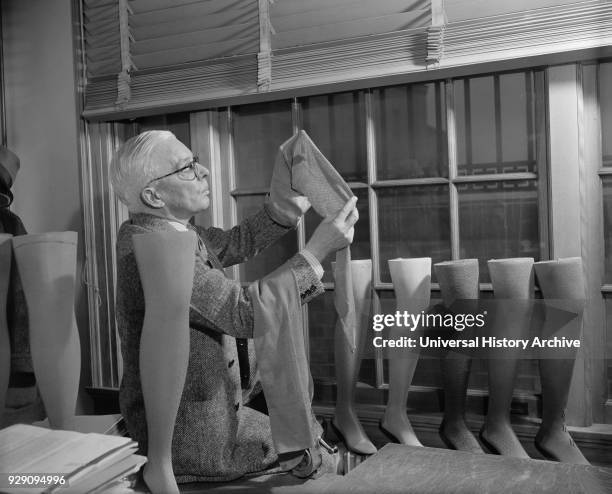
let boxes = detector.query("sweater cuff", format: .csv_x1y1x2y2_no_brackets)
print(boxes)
299,248,324,280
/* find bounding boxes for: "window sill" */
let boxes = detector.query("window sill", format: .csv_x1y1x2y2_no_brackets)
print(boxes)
314,403,612,468
86,384,612,467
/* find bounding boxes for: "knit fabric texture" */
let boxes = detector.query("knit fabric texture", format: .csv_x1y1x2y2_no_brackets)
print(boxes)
278,130,357,350
249,266,319,455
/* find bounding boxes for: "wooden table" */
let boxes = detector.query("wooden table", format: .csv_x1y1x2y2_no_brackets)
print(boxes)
293,444,612,494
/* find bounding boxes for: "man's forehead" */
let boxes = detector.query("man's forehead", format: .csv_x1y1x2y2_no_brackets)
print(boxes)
154,136,191,162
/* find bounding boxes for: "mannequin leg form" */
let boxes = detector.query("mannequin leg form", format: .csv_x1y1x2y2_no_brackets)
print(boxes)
13,232,80,430
482,258,533,458
434,259,483,453
382,258,431,446
0,235,12,421
534,257,589,464
133,231,196,494
332,259,376,455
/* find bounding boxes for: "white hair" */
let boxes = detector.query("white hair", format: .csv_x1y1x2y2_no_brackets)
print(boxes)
110,130,176,210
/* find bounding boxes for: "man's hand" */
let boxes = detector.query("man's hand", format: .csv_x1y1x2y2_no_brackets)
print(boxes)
269,158,311,227
305,197,359,263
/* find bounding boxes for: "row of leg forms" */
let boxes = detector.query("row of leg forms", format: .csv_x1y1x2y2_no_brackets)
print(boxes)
330,256,588,465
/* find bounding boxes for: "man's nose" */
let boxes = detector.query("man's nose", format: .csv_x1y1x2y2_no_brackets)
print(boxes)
196,163,210,180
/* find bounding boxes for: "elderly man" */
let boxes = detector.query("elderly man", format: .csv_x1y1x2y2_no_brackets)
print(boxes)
110,130,358,486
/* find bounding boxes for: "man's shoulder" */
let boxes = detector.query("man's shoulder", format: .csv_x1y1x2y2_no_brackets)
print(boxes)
117,214,173,256
117,219,148,248
118,214,178,236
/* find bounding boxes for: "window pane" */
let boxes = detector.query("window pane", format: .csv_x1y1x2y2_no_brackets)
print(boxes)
603,177,612,282
455,72,536,175
304,188,370,283
136,112,191,147
378,185,451,283
233,100,293,189
605,296,612,402
301,91,367,183
458,180,540,283
235,194,298,281
500,73,534,165
601,62,612,167
456,76,496,168
373,82,447,180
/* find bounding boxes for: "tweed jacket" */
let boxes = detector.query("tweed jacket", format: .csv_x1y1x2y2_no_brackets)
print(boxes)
116,207,324,482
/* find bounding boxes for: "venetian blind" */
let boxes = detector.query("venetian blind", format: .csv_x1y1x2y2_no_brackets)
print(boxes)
82,0,436,118
81,0,612,119
83,0,260,116
263,0,432,90
433,0,612,67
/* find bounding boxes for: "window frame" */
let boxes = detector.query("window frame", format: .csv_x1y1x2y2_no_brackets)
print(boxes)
586,60,612,423
80,61,611,427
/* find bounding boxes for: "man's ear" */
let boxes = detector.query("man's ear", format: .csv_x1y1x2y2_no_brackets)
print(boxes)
140,186,165,209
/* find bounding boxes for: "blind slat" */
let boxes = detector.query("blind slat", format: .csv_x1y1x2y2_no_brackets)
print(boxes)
273,11,431,49
84,0,116,7
84,7,119,25
129,0,255,24
86,61,122,78
86,43,122,62
444,0,587,22
272,2,431,34
272,7,431,34
132,23,258,57
83,0,121,78
132,38,259,69
130,0,243,11
85,29,120,49
271,0,428,18
130,9,258,40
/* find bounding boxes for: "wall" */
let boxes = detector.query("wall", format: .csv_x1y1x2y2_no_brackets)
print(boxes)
2,0,91,413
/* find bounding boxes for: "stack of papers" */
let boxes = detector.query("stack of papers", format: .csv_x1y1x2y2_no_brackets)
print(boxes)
32,414,127,437
0,424,146,493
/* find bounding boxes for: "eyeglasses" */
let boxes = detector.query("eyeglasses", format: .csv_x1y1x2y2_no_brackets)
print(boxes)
148,156,206,183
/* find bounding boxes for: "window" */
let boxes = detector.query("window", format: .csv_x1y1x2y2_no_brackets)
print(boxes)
223,70,547,400
598,61,612,414
83,60,612,428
